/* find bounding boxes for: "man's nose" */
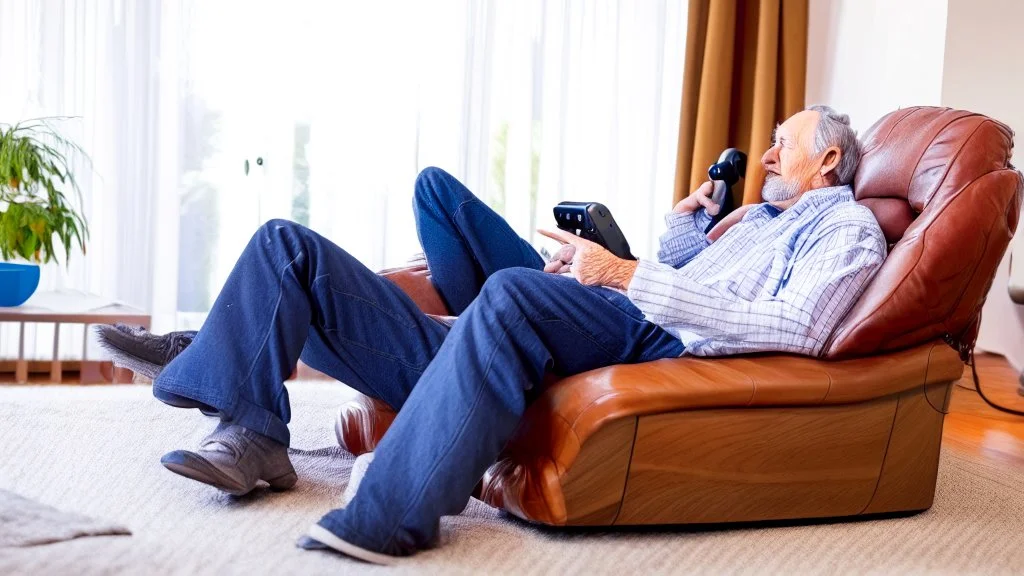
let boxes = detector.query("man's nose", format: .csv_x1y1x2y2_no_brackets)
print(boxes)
761,146,778,171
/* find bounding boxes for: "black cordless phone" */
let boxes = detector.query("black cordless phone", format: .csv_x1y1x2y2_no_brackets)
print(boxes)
553,202,635,260
704,148,747,233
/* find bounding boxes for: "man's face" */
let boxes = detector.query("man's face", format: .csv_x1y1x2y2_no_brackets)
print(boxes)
760,110,823,206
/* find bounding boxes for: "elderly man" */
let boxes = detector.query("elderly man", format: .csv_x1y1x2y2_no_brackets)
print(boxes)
132,105,885,563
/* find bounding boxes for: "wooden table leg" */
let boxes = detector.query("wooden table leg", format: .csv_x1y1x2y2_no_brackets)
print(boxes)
50,321,62,383
16,321,27,384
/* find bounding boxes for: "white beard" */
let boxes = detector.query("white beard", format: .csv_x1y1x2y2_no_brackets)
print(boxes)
761,175,801,203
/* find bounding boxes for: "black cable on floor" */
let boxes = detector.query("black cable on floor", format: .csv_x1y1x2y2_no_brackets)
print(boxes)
969,349,1024,417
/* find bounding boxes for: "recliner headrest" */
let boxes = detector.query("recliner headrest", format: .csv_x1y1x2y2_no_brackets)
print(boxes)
853,107,1017,243
826,106,1022,359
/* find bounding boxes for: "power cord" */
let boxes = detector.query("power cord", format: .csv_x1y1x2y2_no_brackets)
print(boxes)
966,348,1024,417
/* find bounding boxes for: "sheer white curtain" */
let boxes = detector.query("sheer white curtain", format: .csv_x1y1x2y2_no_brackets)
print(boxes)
0,0,167,359
300,0,688,267
467,0,688,259
0,0,686,362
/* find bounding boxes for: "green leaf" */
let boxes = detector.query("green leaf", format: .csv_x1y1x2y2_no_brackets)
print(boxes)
0,117,90,265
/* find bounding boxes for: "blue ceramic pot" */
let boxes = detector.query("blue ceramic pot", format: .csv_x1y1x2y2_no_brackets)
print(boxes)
0,263,41,306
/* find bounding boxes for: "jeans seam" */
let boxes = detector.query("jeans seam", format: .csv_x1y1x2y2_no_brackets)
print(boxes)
242,251,303,401
451,199,532,261
323,330,431,373
308,274,330,327
325,286,419,330
449,198,478,221
537,317,626,364
379,315,523,550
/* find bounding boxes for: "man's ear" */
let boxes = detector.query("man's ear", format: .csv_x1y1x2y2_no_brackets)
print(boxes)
819,146,841,183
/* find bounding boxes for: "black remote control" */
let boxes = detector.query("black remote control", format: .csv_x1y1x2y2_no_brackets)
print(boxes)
553,201,635,260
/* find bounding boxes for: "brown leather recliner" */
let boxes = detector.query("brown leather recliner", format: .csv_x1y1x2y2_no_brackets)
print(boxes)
338,107,1023,526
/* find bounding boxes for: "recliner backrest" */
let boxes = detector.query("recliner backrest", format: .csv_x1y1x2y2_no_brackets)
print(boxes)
825,107,1023,359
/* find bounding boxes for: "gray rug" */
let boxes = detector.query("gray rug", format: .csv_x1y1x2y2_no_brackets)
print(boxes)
1,383,1023,575
0,489,130,548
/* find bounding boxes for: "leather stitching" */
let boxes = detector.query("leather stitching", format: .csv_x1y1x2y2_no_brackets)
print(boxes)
855,392,902,515
609,416,640,526
913,114,984,210
861,107,918,156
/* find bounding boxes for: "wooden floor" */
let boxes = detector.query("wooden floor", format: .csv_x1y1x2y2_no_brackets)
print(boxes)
945,353,1024,468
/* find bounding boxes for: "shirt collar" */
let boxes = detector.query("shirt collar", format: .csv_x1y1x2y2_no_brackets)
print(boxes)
783,185,854,215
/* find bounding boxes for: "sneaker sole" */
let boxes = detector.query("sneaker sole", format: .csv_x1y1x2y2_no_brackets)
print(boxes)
305,524,399,566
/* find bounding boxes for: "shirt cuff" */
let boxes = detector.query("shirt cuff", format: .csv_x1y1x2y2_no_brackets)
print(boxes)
661,211,711,255
666,209,712,239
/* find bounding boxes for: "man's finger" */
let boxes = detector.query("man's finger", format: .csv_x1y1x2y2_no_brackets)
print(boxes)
554,244,576,262
537,228,581,246
695,189,720,215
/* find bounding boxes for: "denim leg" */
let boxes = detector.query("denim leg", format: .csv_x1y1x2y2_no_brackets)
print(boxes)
153,219,450,446
316,268,685,556
414,167,545,315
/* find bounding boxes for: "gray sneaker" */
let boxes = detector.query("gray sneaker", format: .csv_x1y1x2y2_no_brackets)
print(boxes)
94,323,196,379
161,422,297,496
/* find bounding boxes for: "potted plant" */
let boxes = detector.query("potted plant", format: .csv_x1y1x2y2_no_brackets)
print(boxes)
0,118,89,306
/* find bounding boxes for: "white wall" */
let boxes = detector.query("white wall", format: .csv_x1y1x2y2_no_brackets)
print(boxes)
806,0,948,132
941,0,1024,369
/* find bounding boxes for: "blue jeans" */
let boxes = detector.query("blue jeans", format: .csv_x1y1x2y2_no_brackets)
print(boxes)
154,167,685,556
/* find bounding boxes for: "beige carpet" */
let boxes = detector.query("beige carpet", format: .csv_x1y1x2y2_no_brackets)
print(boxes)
1,383,1023,575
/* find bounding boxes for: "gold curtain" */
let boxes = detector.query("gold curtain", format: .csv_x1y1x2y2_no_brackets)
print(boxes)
673,0,808,206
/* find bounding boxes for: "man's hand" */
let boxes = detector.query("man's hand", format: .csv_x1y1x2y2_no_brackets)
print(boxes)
543,243,576,274
672,181,720,216
537,228,639,290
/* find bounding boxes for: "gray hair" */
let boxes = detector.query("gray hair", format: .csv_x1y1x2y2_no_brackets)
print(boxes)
807,105,860,186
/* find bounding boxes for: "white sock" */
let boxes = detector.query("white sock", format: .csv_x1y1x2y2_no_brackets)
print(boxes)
342,452,374,507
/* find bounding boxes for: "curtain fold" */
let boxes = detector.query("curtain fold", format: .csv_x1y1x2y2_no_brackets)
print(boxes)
673,0,807,206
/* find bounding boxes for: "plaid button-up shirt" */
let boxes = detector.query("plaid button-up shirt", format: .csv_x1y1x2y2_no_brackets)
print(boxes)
626,185,886,357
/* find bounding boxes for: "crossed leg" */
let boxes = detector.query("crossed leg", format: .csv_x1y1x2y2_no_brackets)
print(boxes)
153,167,684,561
